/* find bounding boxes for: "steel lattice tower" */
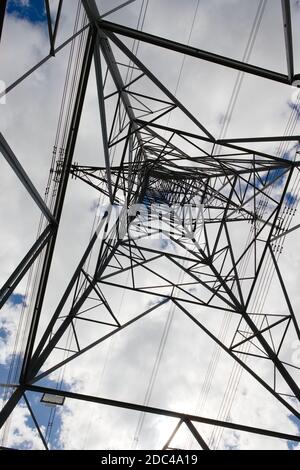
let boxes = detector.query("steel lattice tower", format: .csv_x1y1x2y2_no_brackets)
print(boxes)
0,0,300,450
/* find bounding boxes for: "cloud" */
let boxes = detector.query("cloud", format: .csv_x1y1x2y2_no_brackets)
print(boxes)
0,0,300,451
0,398,45,449
7,0,46,24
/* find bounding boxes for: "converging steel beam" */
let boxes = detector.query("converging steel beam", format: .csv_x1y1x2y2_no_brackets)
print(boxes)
85,1,214,140
94,35,113,202
28,211,116,373
101,0,137,19
162,420,183,450
29,298,170,383
51,0,63,54
281,0,294,81
0,133,56,224
0,23,90,99
1,0,299,450
174,299,300,419
271,221,300,241
104,30,215,140
184,419,210,450
219,134,300,144
0,388,23,430
45,0,53,53
99,20,290,85
20,27,96,383
0,0,7,43
0,225,55,309
25,384,300,443
136,119,296,164
45,0,63,55
83,0,151,152
23,393,48,450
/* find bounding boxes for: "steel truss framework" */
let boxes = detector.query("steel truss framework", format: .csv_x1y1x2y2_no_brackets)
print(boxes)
0,0,300,450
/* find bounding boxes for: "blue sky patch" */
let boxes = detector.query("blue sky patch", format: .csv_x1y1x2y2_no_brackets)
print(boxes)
9,293,25,306
25,385,64,449
287,100,300,122
0,365,64,449
0,326,6,340
285,191,298,207
288,415,300,449
260,168,286,188
7,0,46,24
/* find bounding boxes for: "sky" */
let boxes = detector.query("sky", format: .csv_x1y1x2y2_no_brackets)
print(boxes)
7,0,47,23
0,0,300,450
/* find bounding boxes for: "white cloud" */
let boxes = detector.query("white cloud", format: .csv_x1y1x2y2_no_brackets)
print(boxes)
0,0,300,451
0,401,45,449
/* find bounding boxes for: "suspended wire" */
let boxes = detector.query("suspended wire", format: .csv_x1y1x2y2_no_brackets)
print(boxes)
124,0,149,87
48,0,300,450
215,0,268,148
0,1,88,448
184,0,267,450
131,303,175,449
131,263,187,450
81,269,131,449
209,152,300,447
173,0,200,98
130,1,206,448
75,0,152,449
0,1,95,448
164,0,200,132
183,0,299,449
43,5,91,446
209,91,300,450
2,0,300,451
79,0,151,449
104,0,149,167
210,158,300,449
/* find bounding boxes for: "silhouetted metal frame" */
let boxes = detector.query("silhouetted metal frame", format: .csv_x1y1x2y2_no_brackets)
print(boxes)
0,0,7,43
20,26,97,383
0,0,300,450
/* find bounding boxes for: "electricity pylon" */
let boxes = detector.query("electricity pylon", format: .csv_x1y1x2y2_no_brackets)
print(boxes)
0,0,300,450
